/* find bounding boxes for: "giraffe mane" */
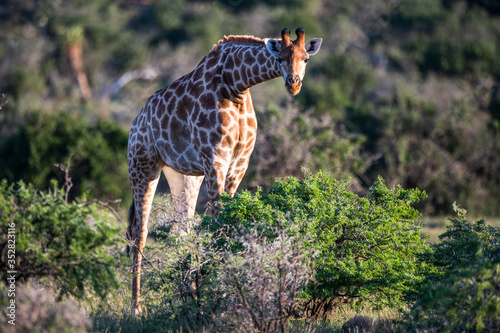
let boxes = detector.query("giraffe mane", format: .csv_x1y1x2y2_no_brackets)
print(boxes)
211,35,281,50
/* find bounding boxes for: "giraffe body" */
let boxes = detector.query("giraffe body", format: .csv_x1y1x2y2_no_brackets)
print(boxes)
127,28,322,315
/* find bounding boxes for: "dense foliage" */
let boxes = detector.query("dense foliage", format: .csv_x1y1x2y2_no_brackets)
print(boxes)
1,0,500,216
0,179,124,300
412,263,500,332
408,206,500,332
0,171,494,332
207,171,432,313
90,172,430,331
430,205,500,276
0,111,130,203
90,172,500,332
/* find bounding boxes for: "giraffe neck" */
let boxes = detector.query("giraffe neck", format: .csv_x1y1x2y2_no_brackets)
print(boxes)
219,43,281,102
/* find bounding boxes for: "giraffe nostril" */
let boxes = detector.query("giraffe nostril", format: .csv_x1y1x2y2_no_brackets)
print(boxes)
287,75,300,85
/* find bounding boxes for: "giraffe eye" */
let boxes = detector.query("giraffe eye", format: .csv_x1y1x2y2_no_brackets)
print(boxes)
277,57,283,64
304,58,310,64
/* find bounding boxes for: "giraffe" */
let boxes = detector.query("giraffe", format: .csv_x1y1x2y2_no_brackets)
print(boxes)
127,27,322,315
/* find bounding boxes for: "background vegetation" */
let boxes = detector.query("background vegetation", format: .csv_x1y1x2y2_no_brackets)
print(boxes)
1,0,499,216
1,0,500,331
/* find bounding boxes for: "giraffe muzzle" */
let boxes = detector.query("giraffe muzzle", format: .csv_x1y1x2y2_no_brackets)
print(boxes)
285,75,302,95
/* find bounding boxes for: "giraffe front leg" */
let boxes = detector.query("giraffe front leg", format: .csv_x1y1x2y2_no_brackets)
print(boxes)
224,156,251,196
203,160,227,216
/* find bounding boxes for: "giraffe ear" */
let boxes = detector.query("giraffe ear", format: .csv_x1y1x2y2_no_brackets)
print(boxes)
264,38,281,57
305,38,322,56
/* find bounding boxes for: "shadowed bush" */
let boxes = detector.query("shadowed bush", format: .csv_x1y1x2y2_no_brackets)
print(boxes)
0,111,130,203
408,205,500,332
0,179,125,300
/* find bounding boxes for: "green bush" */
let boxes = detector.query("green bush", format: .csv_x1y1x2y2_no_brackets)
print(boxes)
93,172,429,331
408,205,500,332
207,170,432,314
0,111,130,203
430,204,500,274
0,179,124,300
410,262,500,332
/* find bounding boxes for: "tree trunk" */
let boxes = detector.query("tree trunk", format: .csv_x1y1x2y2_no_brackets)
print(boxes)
67,42,91,100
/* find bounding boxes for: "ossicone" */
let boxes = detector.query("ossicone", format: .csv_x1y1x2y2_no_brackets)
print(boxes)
295,27,305,47
281,27,291,49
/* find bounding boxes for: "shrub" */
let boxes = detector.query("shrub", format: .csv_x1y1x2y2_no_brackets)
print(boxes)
208,170,432,316
126,202,315,333
0,179,124,300
408,205,500,332
0,284,91,333
410,262,500,332
140,222,222,329
213,223,315,332
0,111,130,203
430,204,500,274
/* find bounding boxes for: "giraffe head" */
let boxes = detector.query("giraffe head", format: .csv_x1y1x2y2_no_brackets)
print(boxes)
265,27,322,96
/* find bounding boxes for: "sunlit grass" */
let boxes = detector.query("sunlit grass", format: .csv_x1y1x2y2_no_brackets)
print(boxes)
421,216,500,244
420,216,449,243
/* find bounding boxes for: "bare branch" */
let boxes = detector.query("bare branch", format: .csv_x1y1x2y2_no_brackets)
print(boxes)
110,67,163,96
80,199,123,223
53,154,74,203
